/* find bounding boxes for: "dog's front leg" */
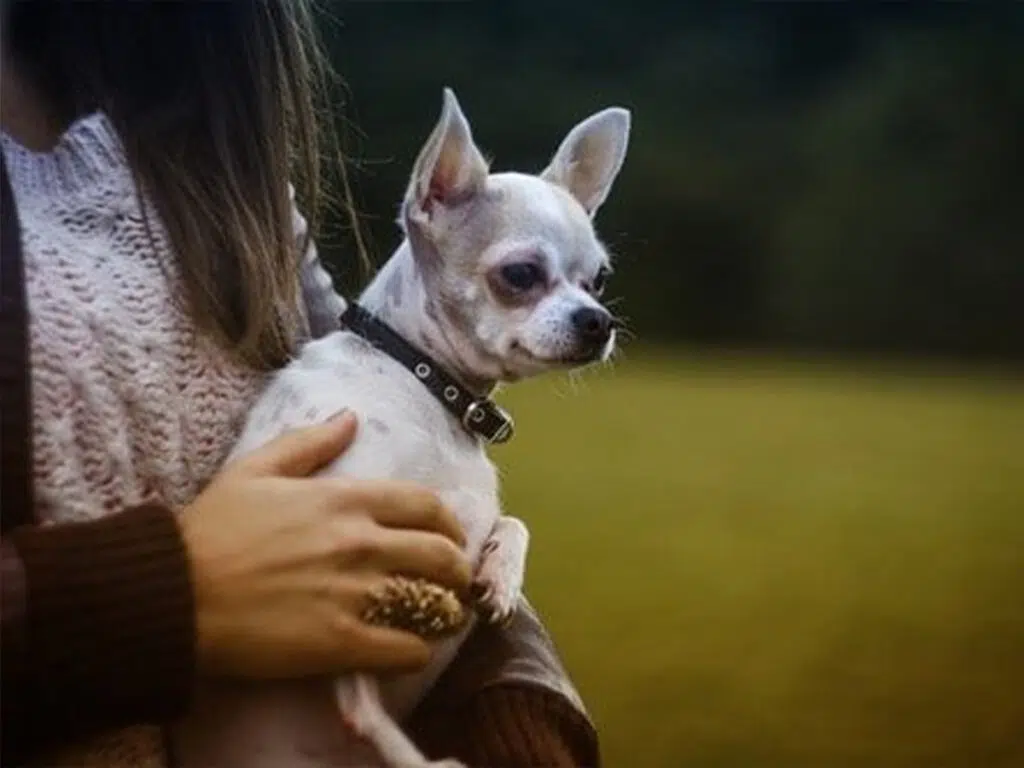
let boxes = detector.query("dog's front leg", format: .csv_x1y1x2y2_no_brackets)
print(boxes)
471,516,530,626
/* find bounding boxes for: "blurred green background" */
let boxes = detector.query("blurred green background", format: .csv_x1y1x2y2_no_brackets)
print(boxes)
500,356,1023,767
315,3,1024,765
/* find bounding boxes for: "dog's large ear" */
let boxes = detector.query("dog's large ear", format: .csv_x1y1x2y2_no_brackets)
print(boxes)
540,107,631,217
405,88,488,229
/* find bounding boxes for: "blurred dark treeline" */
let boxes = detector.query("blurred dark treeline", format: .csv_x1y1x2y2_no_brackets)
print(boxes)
317,2,1024,363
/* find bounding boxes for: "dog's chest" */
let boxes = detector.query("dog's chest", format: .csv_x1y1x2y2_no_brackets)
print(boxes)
233,332,501,547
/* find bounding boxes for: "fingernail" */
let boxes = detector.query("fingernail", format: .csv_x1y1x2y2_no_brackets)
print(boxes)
328,408,351,423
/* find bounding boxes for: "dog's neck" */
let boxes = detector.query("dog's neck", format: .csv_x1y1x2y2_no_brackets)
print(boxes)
359,241,496,397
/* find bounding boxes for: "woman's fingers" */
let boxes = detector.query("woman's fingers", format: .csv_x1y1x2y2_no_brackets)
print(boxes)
233,420,466,547
366,528,472,591
238,411,359,478
330,479,466,547
334,619,433,673
330,516,471,591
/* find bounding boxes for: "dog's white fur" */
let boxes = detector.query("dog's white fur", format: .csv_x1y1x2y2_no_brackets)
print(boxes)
171,89,630,768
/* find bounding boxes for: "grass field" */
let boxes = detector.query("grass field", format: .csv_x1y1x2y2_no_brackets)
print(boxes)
493,350,1024,768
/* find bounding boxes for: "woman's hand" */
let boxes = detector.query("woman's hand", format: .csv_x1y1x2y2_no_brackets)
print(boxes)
178,411,470,680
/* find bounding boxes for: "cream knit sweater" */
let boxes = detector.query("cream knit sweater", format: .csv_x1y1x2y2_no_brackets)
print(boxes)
2,111,347,768
1,111,346,527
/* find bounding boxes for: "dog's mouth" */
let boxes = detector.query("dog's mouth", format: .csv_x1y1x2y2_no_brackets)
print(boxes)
511,341,609,368
555,351,604,365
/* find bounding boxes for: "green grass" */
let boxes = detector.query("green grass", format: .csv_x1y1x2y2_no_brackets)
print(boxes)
493,351,1024,768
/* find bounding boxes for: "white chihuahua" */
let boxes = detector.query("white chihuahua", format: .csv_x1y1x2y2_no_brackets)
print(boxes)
173,88,631,768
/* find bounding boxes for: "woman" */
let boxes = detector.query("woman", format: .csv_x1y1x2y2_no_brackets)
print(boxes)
0,1,598,766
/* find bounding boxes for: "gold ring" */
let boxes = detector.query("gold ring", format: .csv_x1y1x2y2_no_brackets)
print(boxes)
361,575,469,640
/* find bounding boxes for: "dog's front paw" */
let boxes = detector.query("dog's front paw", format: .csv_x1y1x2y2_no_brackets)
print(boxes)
470,537,521,628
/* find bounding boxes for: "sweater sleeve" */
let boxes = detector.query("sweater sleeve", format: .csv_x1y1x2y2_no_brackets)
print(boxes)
408,683,600,767
290,184,346,340
1,503,197,765
406,598,601,767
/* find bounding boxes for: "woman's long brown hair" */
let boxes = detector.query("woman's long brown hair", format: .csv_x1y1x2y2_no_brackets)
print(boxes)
4,0,345,369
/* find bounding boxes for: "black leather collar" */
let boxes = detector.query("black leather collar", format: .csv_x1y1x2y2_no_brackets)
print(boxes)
340,302,515,445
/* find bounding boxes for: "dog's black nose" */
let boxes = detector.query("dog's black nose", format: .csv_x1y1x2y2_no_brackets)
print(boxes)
571,307,613,346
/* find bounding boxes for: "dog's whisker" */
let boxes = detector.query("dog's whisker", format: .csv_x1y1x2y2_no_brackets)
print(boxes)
567,369,584,396
611,315,635,340
550,377,575,400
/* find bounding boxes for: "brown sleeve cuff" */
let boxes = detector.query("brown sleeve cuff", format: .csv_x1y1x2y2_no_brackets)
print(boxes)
9,503,197,749
409,683,600,768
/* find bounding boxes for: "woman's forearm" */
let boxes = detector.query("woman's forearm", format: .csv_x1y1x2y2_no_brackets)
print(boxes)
1,504,196,764
408,599,601,767
410,681,599,767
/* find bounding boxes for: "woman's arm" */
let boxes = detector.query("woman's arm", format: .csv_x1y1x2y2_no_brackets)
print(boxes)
291,184,346,340
408,600,601,767
1,504,197,765
1,154,198,765
410,684,597,766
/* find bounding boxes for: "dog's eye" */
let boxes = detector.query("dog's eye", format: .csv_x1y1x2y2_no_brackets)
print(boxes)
591,267,610,297
500,262,545,292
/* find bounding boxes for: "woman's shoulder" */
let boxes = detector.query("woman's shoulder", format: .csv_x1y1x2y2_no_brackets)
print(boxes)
1,111,132,209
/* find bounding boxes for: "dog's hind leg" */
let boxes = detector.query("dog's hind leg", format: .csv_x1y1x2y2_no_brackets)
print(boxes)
335,674,466,768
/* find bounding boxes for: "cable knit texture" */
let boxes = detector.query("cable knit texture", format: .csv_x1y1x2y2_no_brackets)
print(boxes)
2,112,346,523
3,113,265,524
1,112,341,767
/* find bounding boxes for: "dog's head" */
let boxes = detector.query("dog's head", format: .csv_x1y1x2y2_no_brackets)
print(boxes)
400,88,631,382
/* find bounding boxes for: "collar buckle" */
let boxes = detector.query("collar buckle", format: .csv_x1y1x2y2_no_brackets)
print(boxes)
463,400,515,445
